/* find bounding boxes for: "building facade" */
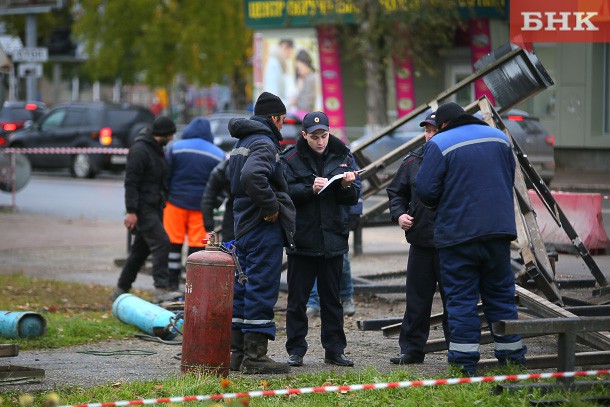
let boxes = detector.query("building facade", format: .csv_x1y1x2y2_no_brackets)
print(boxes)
245,0,610,172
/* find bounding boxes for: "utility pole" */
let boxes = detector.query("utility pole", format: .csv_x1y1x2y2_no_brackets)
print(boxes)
25,14,37,101
0,1,65,101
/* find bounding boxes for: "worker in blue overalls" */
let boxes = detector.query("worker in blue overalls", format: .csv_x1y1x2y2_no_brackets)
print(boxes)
228,92,296,374
416,102,527,376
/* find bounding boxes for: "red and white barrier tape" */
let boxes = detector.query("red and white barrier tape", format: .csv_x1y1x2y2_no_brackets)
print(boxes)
2,147,128,155
59,369,609,407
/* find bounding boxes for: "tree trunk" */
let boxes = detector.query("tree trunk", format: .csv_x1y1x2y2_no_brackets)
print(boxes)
229,65,248,111
358,0,389,132
364,50,388,132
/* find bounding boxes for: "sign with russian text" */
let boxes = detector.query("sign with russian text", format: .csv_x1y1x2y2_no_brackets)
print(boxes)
12,47,48,62
245,0,507,29
0,0,63,15
511,0,610,43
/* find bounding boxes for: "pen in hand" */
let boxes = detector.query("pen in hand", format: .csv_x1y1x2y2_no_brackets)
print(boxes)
312,174,328,194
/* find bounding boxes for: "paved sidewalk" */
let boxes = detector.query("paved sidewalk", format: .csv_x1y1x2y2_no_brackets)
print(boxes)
551,168,610,194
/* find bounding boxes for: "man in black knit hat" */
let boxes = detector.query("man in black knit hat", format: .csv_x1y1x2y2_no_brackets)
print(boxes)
227,92,296,374
416,102,526,376
110,116,183,304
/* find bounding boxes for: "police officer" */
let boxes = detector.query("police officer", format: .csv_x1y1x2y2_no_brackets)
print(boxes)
386,112,449,364
416,102,527,376
281,111,359,367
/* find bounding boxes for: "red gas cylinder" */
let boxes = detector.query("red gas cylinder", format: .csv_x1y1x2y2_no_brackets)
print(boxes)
181,234,235,376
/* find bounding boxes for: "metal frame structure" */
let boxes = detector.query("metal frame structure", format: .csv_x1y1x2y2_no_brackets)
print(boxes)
352,45,610,377
350,46,546,226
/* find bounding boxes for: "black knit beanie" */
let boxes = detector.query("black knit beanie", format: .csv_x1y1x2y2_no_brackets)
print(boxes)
434,102,466,127
254,92,287,117
151,116,176,136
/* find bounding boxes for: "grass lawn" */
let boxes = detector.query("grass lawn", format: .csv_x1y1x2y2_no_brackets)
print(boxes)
0,273,608,406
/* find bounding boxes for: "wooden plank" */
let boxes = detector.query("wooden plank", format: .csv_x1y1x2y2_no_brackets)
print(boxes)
0,344,18,358
356,318,402,331
0,365,44,384
493,317,610,336
479,350,610,370
516,286,610,350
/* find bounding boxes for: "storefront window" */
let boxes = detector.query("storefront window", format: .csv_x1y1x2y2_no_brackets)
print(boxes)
528,44,557,119
445,63,474,107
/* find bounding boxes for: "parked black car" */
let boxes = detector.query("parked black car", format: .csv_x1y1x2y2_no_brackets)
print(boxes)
207,111,307,152
207,111,250,152
8,101,154,178
0,101,48,148
351,108,555,184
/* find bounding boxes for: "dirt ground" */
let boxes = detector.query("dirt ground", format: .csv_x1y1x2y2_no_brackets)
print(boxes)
0,211,603,393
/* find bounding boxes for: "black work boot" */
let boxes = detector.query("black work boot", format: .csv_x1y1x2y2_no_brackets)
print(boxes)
230,329,244,371
168,243,183,291
240,332,290,374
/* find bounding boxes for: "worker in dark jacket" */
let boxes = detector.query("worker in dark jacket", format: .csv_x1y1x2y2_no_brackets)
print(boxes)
164,117,225,290
110,116,183,304
228,91,296,374
201,159,234,242
386,112,449,365
416,102,527,376
281,111,359,368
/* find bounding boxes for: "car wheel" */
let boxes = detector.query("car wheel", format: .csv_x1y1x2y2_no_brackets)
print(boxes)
70,153,97,179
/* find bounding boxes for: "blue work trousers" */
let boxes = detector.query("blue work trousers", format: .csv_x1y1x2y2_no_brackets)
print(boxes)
231,221,284,339
440,238,526,375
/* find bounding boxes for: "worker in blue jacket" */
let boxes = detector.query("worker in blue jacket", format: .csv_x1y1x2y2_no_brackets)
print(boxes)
228,92,296,375
164,117,225,291
415,102,527,376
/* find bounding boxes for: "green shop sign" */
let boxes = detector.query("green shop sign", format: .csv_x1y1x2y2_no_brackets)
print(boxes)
245,0,508,29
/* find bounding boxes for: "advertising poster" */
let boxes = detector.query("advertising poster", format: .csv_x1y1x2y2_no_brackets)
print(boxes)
254,29,323,119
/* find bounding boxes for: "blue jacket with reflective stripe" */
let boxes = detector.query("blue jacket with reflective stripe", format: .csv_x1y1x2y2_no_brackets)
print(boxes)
166,117,225,210
415,115,517,248
228,116,296,243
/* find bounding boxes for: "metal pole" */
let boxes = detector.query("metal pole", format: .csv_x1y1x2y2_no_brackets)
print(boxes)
10,152,16,210
25,14,37,101
8,63,16,100
71,75,79,101
113,78,121,103
53,62,61,104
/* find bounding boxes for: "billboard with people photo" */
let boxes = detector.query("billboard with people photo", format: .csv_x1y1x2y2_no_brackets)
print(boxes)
253,29,322,119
